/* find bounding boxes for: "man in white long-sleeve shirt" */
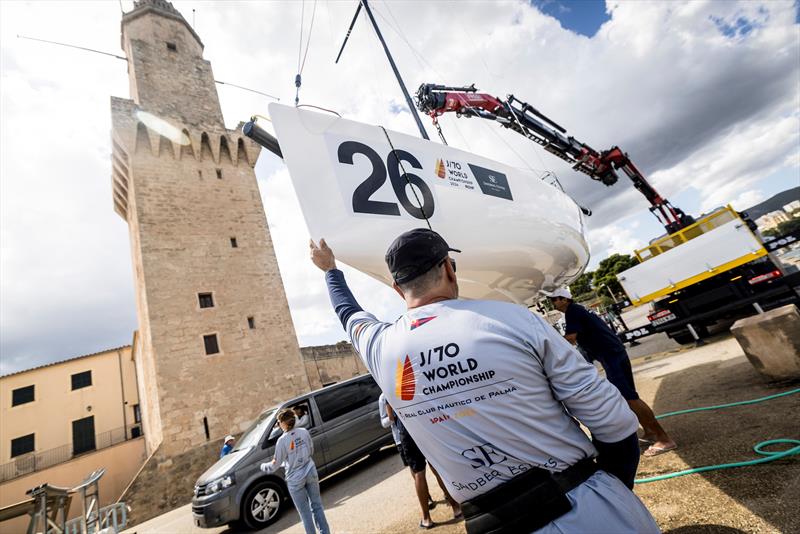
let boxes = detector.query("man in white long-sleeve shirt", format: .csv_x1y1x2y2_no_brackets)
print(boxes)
310,229,659,534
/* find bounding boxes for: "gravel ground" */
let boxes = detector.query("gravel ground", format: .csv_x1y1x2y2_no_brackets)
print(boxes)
632,336,800,534
128,335,799,534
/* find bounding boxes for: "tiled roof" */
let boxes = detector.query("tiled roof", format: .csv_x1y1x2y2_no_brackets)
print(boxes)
0,345,132,378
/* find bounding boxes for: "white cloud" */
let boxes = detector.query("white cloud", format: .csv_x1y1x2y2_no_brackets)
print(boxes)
587,220,646,264
1,0,798,371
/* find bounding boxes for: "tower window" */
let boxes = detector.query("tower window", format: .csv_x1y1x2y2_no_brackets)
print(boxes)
216,169,223,179
203,334,220,355
203,416,210,440
230,237,238,248
198,292,214,309
71,371,92,390
198,170,202,179
247,316,255,329
166,42,177,52
12,385,34,407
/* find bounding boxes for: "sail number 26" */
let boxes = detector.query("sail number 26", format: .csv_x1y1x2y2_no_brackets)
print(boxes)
337,141,435,220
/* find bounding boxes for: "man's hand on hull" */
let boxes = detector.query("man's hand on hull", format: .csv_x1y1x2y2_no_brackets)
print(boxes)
310,238,337,272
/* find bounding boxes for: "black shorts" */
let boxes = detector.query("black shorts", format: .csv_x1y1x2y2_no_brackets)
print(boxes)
597,350,639,401
396,422,427,473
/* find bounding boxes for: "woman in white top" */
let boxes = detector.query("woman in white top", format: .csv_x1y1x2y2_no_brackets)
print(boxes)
261,409,330,534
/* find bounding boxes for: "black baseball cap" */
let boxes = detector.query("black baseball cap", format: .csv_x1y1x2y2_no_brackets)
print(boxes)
385,228,461,284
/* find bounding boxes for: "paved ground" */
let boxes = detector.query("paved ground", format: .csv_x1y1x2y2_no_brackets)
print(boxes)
127,334,799,534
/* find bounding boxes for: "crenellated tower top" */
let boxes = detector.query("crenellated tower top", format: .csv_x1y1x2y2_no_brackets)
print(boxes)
120,0,223,129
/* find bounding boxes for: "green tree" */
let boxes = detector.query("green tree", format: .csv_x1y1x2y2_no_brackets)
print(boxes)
569,271,594,299
762,216,800,238
593,253,638,299
776,217,800,235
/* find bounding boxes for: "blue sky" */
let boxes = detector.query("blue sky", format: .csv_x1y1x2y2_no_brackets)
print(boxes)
531,0,611,37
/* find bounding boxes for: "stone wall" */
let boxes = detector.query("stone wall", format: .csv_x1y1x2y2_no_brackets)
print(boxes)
118,440,220,527
302,342,369,390
111,0,309,459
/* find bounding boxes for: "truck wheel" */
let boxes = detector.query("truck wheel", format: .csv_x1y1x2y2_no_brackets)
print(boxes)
241,480,285,530
670,325,708,345
670,331,695,345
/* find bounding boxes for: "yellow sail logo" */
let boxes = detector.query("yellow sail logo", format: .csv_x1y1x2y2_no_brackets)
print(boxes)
435,159,446,179
395,355,416,401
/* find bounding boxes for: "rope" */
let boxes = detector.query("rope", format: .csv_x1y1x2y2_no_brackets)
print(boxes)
295,0,318,106
300,0,318,75
297,104,341,117
634,387,800,484
297,0,305,73
379,126,433,231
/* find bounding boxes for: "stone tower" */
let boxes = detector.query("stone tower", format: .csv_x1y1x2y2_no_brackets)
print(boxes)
110,0,309,459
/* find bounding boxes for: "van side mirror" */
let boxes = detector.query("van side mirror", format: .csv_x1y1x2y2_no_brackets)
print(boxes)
268,426,282,441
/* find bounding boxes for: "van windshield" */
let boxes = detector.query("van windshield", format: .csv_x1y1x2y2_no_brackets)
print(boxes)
232,408,276,452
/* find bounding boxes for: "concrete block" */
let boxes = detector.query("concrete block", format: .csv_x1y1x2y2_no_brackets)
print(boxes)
731,304,800,380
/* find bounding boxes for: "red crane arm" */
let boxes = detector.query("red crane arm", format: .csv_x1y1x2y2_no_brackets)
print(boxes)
416,83,693,233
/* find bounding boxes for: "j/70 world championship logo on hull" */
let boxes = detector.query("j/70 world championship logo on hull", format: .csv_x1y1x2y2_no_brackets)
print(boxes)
435,159,446,179
395,355,416,401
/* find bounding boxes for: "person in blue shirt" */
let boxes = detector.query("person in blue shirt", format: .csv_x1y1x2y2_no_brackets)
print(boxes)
545,287,676,457
220,435,235,458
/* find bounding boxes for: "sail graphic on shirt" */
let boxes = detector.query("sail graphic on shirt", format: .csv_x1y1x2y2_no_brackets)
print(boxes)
410,316,437,330
290,440,295,450
395,355,416,401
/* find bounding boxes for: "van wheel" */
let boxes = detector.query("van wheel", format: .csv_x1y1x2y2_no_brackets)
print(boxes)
241,480,284,530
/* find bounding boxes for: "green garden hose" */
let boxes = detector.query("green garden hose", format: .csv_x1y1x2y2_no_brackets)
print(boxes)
634,388,800,484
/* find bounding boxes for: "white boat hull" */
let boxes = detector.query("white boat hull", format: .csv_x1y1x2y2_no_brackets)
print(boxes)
269,103,590,304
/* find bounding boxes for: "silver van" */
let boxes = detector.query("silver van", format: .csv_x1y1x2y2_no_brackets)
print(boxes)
192,374,392,530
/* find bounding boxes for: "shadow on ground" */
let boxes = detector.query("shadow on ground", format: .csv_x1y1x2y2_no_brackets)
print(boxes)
227,446,404,533
641,356,800,532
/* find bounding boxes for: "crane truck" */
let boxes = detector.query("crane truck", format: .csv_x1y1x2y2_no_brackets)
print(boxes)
416,83,800,344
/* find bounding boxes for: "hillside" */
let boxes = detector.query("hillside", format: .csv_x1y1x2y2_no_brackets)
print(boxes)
742,186,800,219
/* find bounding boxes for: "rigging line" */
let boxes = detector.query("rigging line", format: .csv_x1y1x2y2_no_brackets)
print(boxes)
299,0,318,74
323,0,336,53
455,98,548,176
297,104,341,117
297,0,306,72
453,16,503,81
379,126,433,231
461,101,543,174
215,80,280,101
17,34,127,61
17,34,280,101
372,4,442,78
449,117,473,152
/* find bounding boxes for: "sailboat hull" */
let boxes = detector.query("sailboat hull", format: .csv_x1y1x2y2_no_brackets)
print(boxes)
269,103,589,304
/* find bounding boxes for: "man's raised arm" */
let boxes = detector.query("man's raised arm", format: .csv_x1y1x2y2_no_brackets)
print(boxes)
309,239,363,328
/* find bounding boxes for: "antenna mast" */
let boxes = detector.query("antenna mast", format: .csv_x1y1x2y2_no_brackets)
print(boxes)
336,0,429,140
